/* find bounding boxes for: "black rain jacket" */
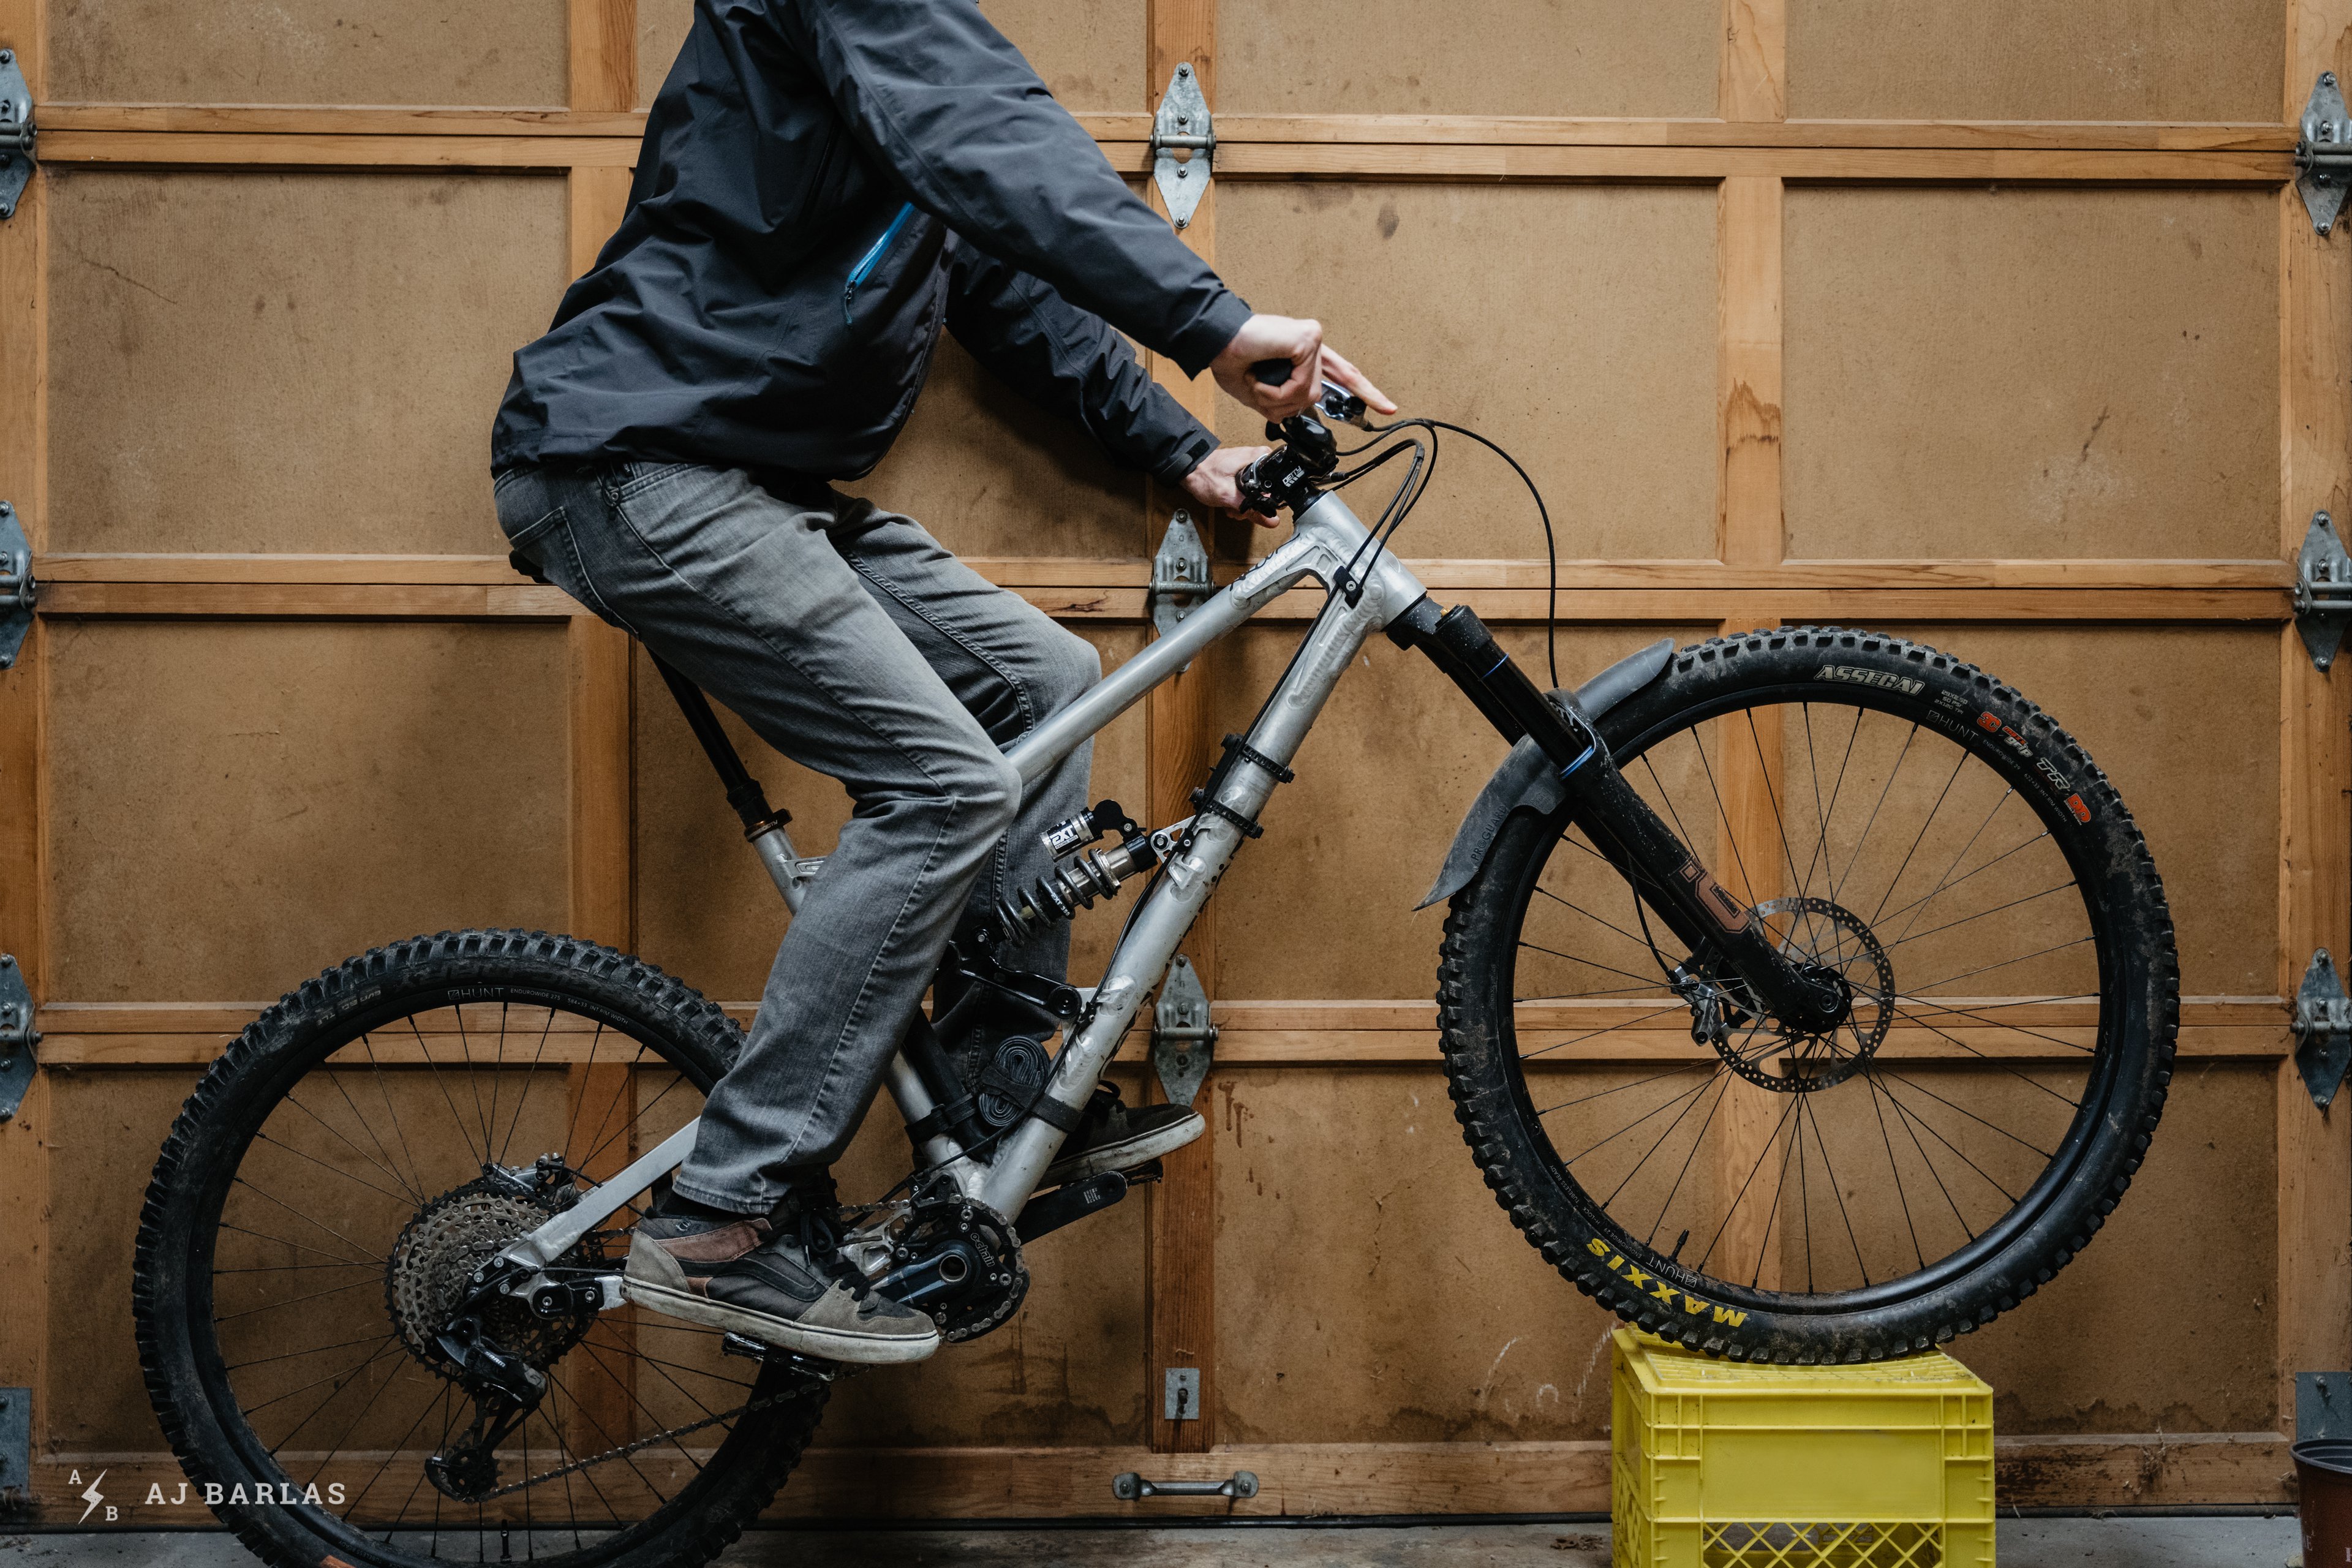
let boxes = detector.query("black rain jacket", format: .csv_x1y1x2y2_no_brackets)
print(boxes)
490,0,1251,487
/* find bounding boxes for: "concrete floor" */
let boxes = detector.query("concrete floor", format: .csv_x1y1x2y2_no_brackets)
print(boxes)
0,1517,2310,1566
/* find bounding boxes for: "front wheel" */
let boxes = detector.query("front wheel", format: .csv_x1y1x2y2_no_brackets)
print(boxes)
1438,627,2177,1362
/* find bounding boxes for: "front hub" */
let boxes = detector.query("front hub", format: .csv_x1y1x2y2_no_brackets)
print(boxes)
1692,896,1895,1092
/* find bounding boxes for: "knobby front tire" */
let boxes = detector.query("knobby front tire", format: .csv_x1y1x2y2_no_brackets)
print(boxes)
1436,628,2177,1362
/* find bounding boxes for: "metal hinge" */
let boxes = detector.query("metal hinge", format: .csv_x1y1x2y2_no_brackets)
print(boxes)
1148,510,1212,636
1148,508,1213,668
2294,949,2352,1109
2296,511,2352,670
0,1386,26,1514
0,955,36,1123
0,50,31,222
2302,1371,2352,1442
1150,62,1213,229
0,501,34,669
1152,952,1217,1107
2303,72,2352,234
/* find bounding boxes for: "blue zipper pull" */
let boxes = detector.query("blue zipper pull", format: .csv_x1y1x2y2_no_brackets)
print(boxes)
842,201,918,325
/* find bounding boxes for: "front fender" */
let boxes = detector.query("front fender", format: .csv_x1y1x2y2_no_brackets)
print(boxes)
1417,636,1676,910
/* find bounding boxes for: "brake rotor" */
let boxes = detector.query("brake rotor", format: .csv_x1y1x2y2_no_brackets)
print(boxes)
1711,895,1896,1093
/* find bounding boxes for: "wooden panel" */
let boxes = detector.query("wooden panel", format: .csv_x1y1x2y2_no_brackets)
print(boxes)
1210,624,1716,1001
1215,184,1721,562
1784,187,2280,562
636,0,1143,111
1787,0,2285,123
47,0,568,107
1218,0,1718,116
1869,624,2279,999
1214,1066,1624,1442
636,0,691,108
44,1071,199,1450
45,621,570,1000
1954,1061,2279,1433
47,170,568,556
861,338,1149,563
986,0,1147,112
632,628,1149,1001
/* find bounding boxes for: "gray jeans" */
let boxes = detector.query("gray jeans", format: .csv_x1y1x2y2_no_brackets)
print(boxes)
492,461,1096,1213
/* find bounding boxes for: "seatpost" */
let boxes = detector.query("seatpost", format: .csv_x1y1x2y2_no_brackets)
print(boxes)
648,654,806,910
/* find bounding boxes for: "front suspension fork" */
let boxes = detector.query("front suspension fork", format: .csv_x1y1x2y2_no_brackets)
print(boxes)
1390,598,1842,1035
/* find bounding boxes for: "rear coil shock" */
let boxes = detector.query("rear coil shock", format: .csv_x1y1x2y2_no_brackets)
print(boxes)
995,799,1163,941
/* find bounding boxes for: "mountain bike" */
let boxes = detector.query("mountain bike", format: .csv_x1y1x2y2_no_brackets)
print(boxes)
134,383,2177,1567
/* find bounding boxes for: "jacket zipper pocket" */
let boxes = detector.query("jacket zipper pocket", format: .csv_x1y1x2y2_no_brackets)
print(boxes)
842,201,917,326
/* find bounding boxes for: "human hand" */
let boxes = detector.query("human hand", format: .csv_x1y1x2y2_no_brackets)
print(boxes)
1210,314,1395,423
1179,445,1278,526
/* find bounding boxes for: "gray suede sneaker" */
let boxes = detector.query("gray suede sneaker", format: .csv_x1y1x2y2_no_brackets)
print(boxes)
1042,1083,1204,1187
621,1196,940,1365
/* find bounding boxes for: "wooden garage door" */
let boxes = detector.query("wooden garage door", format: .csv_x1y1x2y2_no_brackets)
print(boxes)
0,0,2342,1521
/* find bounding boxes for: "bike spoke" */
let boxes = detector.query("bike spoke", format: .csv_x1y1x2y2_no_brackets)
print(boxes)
1865,749,1969,927
1802,1093,1869,1288
1864,1072,1927,1272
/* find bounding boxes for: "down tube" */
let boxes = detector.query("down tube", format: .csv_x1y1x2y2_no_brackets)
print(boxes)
978,582,1391,1215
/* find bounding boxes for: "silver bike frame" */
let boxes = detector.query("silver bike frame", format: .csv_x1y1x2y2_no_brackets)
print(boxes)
500,491,1428,1273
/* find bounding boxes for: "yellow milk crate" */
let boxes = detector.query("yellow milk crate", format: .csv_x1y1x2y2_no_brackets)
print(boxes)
1610,1328,1995,1568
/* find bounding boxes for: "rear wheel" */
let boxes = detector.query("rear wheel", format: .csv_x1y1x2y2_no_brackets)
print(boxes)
1437,627,2177,1361
135,930,824,1568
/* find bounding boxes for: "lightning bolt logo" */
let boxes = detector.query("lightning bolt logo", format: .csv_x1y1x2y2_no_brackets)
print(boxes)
77,1468,106,1524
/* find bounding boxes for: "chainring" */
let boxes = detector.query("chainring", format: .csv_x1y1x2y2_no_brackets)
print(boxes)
386,1174,599,1376
894,1190,1028,1342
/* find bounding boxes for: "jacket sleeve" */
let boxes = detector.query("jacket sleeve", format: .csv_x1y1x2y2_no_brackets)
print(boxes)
945,243,1218,486
779,0,1251,377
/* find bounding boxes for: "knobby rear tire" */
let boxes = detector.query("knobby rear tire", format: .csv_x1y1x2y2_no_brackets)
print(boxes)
134,929,825,1568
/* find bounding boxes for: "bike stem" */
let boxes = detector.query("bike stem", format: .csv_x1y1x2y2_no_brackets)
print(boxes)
1387,597,1846,1036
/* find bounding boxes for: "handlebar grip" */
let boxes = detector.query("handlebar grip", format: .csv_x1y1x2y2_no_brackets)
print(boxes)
1250,358,1293,387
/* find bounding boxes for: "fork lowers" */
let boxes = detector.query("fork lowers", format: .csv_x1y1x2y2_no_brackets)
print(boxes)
1389,597,1849,1036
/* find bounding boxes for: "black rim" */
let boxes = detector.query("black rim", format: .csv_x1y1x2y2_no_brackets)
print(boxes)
1499,682,2130,1316
175,980,801,1564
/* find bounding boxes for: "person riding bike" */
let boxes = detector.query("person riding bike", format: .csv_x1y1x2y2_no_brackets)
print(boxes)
489,0,1390,1365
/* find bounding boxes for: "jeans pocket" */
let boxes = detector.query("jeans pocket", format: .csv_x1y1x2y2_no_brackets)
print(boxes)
613,461,697,500
519,506,639,639
500,501,567,551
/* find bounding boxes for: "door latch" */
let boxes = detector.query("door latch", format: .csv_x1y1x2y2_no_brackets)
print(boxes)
1152,953,1217,1107
1150,63,1212,229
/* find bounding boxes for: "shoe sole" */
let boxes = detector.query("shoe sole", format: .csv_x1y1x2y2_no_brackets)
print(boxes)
1042,1107,1206,1188
619,1278,941,1365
